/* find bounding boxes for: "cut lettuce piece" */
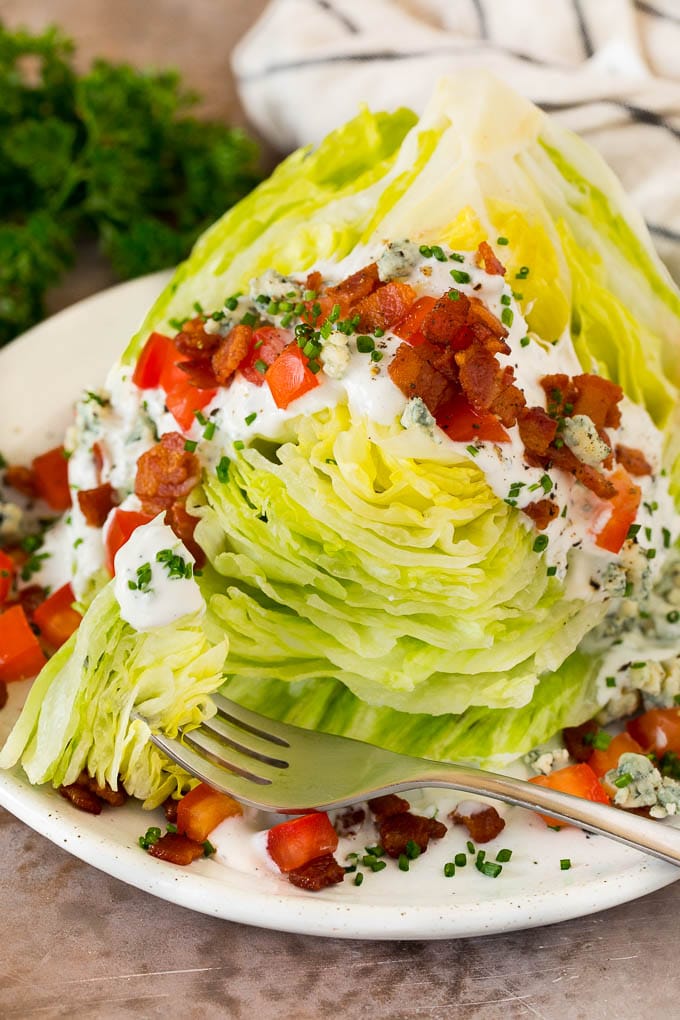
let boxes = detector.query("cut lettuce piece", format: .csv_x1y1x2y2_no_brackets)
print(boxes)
197,406,605,716
0,584,228,808
220,649,601,767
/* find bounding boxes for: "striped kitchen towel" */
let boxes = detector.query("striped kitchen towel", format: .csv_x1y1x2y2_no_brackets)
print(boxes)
233,0,680,281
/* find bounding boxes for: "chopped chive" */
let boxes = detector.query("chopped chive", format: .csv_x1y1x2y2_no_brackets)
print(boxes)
370,349,384,363
266,300,279,315
540,474,553,493
605,676,616,687
479,861,503,878
666,610,680,623
344,864,357,874
203,840,217,857
466,840,475,854
245,412,257,426
203,421,216,440
624,580,634,597
405,839,421,860
430,245,447,262
466,444,479,457
374,328,385,338
447,288,461,301
281,313,293,328
475,849,486,866
184,439,197,453
560,858,571,871
365,845,385,857
501,307,514,327
454,852,467,867
354,872,364,886
216,456,230,482
663,527,671,549
241,311,257,327
496,849,512,863
419,244,433,258
356,335,375,353
515,266,530,279
614,773,633,788
646,548,657,560
308,359,321,374
533,534,549,553
450,268,471,284
166,823,178,834
225,294,240,311
497,236,509,245
234,440,245,451
254,359,268,374
398,854,410,872
500,293,511,306
444,862,455,878
194,409,208,426
193,300,203,314
547,565,557,577
138,826,162,850
631,661,646,669
627,523,641,539
449,252,465,263
303,289,317,301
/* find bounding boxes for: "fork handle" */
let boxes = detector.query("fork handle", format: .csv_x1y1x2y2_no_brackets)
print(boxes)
395,761,680,867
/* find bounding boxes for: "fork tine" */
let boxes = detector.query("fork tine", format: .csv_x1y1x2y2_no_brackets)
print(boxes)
203,713,291,766
149,731,275,795
211,694,293,746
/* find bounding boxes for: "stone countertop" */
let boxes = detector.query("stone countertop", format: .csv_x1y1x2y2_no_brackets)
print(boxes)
1,2,679,1016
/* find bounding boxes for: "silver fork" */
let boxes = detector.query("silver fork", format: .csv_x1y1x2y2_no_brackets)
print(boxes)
149,693,680,867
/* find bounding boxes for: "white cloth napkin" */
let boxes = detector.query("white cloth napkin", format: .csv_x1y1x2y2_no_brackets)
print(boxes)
233,0,680,281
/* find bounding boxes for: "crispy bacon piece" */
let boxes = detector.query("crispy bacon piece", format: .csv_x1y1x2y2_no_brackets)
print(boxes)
378,812,447,858
333,806,366,837
305,270,323,294
572,374,623,430
450,802,505,843
148,832,205,866
354,281,417,333
456,341,515,413
3,465,37,498
7,583,47,619
421,291,472,347
211,324,253,386
468,297,509,345
324,263,380,310
74,770,127,807
288,853,345,891
387,342,452,413
491,383,526,427
518,406,558,459
616,444,652,477
59,782,102,815
475,240,506,276
178,358,218,390
541,374,577,418
368,793,411,819
0,682,6,710
522,498,559,531
165,501,205,568
563,720,599,763
163,796,179,824
174,316,221,357
135,432,201,517
549,445,617,500
77,483,117,528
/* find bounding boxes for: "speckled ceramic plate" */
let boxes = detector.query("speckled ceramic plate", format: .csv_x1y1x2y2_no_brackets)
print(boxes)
1,275,678,939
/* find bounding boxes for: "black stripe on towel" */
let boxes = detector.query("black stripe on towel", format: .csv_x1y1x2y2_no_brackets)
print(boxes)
634,1,680,27
648,223,680,244
572,0,595,57
470,0,489,39
313,0,359,34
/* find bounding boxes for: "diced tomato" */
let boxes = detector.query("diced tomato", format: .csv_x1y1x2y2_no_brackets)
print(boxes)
32,446,71,511
0,604,47,682
239,326,289,386
588,731,645,779
0,550,15,604
529,763,611,827
594,466,641,554
393,297,437,342
435,392,510,443
265,342,320,410
104,508,154,575
165,382,217,431
132,332,177,389
627,708,680,758
266,812,339,873
32,583,82,649
176,782,243,843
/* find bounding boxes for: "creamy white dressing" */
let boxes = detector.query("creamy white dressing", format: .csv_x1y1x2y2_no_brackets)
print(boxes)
113,518,204,632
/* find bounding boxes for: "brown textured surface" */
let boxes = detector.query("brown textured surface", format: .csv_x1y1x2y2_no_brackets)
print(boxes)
2,2,680,1016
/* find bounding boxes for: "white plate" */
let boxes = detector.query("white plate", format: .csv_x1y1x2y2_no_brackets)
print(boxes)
1,274,678,939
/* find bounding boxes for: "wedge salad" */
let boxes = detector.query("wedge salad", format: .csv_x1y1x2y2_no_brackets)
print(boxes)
3,73,680,878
